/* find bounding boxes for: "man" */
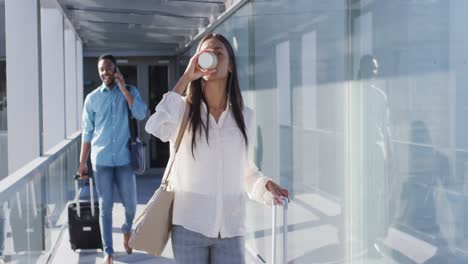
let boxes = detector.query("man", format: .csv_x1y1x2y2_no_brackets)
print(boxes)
78,54,147,264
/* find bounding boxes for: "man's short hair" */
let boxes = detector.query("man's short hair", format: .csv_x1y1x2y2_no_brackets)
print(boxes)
98,54,117,66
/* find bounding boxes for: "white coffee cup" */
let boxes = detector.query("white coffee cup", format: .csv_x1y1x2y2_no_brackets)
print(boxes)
198,52,217,70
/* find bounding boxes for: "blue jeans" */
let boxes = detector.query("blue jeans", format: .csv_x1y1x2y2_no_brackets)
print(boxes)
93,164,137,256
171,225,245,264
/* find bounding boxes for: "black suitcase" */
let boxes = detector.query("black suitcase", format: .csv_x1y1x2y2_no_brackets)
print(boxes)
68,175,103,251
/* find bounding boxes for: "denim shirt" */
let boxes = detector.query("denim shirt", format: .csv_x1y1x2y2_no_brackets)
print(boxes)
82,83,147,167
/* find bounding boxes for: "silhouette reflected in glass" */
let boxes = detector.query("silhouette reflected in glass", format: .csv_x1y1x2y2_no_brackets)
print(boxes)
357,54,395,258
377,121,467,263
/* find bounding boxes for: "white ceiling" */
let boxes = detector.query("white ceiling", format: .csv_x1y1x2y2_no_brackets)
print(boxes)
58,0,228,56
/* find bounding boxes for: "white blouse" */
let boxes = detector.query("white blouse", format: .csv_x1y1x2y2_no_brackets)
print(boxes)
145,91,273,238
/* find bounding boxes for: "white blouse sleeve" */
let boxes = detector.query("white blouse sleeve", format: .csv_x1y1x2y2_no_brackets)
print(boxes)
145,91,187,143
243,108,274,205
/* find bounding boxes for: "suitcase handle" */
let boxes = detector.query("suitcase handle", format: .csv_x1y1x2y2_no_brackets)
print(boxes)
74,174,96,218
74,173,94,180
272,196,288,264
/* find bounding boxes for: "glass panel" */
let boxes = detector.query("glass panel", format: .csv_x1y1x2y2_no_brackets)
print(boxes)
0,0,7,180
214,5,252,93
4,185,29,262
67,139,80,200
248,1,348,263
44,155,67,254
29,172,46,262
193,1,350,263
350,0,468,262
0,201,8,262
0,137,80,263
182,0,468,262
5,173,45,263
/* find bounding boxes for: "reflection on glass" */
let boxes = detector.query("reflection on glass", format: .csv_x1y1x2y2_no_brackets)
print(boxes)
351,0,468,263
179,0,468,263
0,61,5,132
0,202,5,262
248,1,349,263
0,60,6,180
0,0,7,180
356,54,394,259
0,139,80,262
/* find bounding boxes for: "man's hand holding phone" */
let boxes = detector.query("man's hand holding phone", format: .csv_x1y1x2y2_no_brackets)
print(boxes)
115,66,134,105
114,66,125,86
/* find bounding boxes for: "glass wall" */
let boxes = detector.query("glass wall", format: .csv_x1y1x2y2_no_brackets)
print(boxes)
349,0,468,262
248,1,349,263
205,1,350,262
0,137,79,263
0,0,7,180
180,0,468,263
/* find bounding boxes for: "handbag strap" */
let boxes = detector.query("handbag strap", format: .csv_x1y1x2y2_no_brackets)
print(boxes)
160,100,190,189
125,85,138,142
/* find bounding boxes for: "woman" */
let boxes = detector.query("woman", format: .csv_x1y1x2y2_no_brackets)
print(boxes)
145,33,289,263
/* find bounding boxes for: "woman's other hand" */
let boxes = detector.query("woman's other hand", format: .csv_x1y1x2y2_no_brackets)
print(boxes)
266,180,290,205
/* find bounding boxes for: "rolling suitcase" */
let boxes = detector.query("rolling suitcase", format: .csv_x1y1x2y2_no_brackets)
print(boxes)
68,175,102,251
272,197,288,264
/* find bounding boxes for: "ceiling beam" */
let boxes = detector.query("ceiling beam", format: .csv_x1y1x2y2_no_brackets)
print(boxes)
61,0,225,18
83,50,177,57
68,9,208,28
66,6,205,19
83,31,187,44
77,21,196,37
85,39,178,49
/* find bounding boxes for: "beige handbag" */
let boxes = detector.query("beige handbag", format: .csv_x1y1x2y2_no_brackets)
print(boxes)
128,101,190,256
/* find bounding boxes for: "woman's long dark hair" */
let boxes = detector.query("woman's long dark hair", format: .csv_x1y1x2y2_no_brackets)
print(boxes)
186,33,248,157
